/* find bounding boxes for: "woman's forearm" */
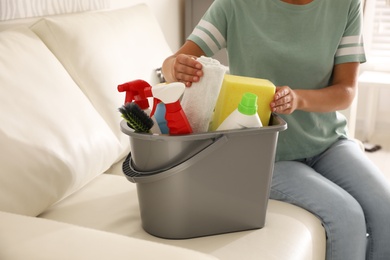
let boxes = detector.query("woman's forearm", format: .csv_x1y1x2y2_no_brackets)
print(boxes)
272,62,360,114
295,84,356,113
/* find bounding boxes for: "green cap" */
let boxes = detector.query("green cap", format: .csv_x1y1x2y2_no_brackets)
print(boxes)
238,93,258,115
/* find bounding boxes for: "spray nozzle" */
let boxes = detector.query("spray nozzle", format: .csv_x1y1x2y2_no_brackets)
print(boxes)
117,79,152,109
147,82,186,117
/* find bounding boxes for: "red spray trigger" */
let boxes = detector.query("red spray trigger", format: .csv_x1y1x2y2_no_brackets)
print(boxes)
117,80,152,109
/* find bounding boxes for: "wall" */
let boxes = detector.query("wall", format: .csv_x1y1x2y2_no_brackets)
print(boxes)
110,0,185,52
148,0,185,51
356,83,390,135
359,0,390,134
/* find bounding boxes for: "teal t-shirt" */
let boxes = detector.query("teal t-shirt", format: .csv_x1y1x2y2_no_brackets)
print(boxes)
188,0,366,161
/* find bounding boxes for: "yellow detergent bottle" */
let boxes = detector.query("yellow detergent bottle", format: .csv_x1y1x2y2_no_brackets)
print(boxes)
210,74,276,131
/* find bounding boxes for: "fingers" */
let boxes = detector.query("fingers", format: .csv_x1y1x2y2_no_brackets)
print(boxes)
271,86,296,114
173,54,203,86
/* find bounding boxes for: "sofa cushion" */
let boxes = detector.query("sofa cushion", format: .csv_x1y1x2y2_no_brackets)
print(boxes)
38,174,326,260
31,4,173,158
0,27,122,216
0,211,218,260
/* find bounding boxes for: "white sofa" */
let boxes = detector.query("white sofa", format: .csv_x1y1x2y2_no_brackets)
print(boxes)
0,3,326,259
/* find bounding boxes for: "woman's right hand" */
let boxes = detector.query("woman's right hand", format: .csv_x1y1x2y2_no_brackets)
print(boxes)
162,40,206,87
171,54,203,87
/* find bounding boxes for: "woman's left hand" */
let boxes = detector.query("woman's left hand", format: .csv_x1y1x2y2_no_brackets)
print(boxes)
270,86,299,114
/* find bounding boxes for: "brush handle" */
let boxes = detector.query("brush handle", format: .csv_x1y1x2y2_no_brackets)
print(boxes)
165,101,192,135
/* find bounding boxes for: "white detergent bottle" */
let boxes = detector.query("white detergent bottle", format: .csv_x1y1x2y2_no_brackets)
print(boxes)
216,92,263,131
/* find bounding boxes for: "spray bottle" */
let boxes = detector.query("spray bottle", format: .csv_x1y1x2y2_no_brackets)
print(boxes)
145,82,192,135
154,102,169,134
118,80,192,135
216,92,263,131
117,80,161,134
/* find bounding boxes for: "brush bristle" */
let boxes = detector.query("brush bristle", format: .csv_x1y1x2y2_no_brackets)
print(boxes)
119,102,154,133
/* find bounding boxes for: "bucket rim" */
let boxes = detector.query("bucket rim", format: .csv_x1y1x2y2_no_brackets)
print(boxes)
120,113,287,140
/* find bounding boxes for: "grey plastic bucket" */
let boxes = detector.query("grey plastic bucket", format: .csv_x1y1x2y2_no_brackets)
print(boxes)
120,120,219,172
121,114,287,239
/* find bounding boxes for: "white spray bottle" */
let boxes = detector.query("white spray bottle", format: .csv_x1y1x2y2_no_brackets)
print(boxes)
147,82,193,135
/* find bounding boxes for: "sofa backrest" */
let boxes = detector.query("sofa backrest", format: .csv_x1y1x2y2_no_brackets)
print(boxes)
30,4,172,158
0,4,172,216
0,27,122,216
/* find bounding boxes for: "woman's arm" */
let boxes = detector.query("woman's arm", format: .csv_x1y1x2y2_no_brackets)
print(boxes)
271,62,360,114
162,40,206,87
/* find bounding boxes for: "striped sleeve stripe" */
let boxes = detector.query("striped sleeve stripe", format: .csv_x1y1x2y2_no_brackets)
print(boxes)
198,20,227,48
336,35,365,57
339,35,362,45
336,46,365,57
192,28,221,54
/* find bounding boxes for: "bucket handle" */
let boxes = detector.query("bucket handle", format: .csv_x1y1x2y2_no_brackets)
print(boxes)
123,134,229,183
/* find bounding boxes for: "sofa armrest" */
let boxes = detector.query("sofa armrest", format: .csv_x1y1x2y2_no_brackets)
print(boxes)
0,211,218,260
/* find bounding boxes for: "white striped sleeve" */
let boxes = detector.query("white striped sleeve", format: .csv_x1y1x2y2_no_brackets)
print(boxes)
188,19,227,56
198,20,226,48
335,35,366,63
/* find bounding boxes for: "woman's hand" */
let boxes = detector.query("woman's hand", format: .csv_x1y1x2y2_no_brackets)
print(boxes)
171,54,203,87
270,86,299,114
162,40,206,87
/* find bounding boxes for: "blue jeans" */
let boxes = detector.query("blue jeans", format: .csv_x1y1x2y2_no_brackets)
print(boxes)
270,139,390,260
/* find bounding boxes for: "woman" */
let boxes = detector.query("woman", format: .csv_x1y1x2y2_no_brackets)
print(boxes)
162,0,390,259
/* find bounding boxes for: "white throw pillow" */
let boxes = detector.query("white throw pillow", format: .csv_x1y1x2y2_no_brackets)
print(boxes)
0,27,122,216
31,4,173,158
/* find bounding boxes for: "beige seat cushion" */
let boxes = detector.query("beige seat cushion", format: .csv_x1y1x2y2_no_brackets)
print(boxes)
39,174,326,260
0,210,218,260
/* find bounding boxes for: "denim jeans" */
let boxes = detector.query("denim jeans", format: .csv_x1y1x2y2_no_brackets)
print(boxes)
270,139,390,260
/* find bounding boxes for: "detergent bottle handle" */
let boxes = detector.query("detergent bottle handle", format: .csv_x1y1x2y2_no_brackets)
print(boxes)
165,100,192,135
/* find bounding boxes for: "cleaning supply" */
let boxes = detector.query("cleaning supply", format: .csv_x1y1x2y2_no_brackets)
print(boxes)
118,79,192,135
118,102,154,133
180,56,227,133
210,74,276,131
146,82,192,135
117,80,161,134
216,93,262,131
118,79,150,109
154,102,169,134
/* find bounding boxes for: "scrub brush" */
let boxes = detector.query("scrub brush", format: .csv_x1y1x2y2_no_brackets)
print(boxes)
119,102,154,133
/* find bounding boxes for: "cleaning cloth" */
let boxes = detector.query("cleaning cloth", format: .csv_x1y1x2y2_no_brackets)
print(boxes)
181,56,227,133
